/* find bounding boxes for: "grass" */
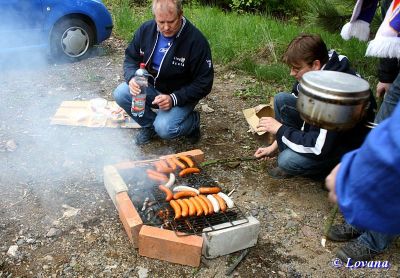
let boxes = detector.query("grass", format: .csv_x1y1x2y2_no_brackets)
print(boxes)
103,1,379,97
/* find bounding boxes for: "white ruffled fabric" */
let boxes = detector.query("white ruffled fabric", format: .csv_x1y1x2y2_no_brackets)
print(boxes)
340,20,370,41
366,37,400,58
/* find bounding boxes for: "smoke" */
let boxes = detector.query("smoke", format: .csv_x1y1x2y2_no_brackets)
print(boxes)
0,50,139,220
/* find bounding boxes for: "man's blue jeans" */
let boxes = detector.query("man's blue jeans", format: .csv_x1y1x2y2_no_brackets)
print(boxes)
353,226,396,252
375,72,400,123
273,92,339,177
113,82,199,139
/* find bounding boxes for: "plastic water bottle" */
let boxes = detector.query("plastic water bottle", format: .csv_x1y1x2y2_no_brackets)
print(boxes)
131,63,148,117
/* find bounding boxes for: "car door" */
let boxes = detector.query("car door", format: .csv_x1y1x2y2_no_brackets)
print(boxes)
0,0,45,50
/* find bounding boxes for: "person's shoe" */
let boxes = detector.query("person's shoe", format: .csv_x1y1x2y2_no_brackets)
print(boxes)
336,240,379,261
327,223,362,242
186,125,201,144
135,127,156,145
267,167,293,179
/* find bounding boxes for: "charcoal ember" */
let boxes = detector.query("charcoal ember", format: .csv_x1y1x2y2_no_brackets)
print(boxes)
184,172,218,188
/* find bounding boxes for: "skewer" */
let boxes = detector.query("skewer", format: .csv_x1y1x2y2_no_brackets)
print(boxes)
227,188,236,197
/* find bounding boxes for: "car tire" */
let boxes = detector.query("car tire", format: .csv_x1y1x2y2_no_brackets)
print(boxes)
50,18,94,62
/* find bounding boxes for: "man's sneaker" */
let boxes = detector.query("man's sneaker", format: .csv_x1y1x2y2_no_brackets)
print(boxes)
336,240,379,261
186,125,201,144
135,127,156,145
327,223,362,242
267,167,293,179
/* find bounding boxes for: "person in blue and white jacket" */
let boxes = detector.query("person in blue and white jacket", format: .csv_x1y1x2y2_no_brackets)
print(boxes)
113,0,213,145
254,34,376,179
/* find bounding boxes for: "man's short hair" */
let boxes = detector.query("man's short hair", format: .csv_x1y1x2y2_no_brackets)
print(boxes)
152,0,183,15
282,34,329,67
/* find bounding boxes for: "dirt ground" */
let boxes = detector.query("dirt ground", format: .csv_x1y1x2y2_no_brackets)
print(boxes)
0,37,398,278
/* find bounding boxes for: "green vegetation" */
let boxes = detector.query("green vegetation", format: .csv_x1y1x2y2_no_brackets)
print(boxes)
104,0,379,99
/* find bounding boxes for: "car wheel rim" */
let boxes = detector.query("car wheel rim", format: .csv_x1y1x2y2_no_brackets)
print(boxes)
61,27,90,58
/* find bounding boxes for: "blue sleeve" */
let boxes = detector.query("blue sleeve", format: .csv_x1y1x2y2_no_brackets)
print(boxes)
335,103,400,234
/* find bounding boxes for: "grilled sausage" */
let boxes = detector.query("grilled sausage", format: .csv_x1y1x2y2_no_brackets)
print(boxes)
199,186,221,194
164,173,176,188
176,199,188,217
146,169,169,183
165,158,177,171
213,194,227,212
154,160,174,174
171,156,186,169
195,196,209,215
159,184,173,201
172,185,199,195
199,194,214,214
217,192,234,208
190,197,203,216
183,198,196,216
178,167,200,177
173,191,198,200
170,200,181,219
178,155,195,168
207,194,220,213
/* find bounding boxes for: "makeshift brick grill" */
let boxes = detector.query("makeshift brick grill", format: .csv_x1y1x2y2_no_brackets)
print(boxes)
104,149,260,267
121,165,249,236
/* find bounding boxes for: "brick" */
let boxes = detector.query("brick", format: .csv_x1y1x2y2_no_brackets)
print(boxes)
202,216,260,259
103,165,128,207
139,225,203,267
115,192,143,248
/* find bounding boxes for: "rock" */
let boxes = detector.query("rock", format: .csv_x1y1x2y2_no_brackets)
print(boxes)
251,209,259,217
137,266,149,278
52,220,60,226
26,238,36,244
46,228,61,238
227,162,240,168
7,245,19,258
43,255,54,261
301,225,317,238
285,208,300,219
285,220,297,229
61,205,80,218
201,104,214,113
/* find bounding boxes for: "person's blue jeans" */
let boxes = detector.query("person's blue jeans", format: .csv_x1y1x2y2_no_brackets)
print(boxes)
353,225,397,252
375,72,400,123
113,82,199,139
273,92,339,177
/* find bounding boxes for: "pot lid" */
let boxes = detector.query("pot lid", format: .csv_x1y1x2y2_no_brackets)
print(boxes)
299,71,370,98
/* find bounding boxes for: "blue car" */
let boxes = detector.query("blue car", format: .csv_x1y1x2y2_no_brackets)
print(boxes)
0,0,113,61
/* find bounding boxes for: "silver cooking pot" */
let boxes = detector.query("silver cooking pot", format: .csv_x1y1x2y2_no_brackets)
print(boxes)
297,71,371,130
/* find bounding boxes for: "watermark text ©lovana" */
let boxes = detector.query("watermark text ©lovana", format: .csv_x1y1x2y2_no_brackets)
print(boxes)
331,258,391,269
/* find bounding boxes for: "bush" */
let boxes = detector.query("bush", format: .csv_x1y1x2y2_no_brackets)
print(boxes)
196,0,308,18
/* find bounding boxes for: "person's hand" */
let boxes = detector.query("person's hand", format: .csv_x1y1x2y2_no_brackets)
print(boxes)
325,164,340,203
152,94,172,110
128,78,141,96
256,117,282,135
254,145,278,160
376,82,392,98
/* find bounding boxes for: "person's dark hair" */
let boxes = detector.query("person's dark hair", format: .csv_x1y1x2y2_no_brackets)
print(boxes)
282,34,329,67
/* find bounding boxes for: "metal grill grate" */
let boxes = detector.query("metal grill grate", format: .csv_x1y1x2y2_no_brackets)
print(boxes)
121,162,249,236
